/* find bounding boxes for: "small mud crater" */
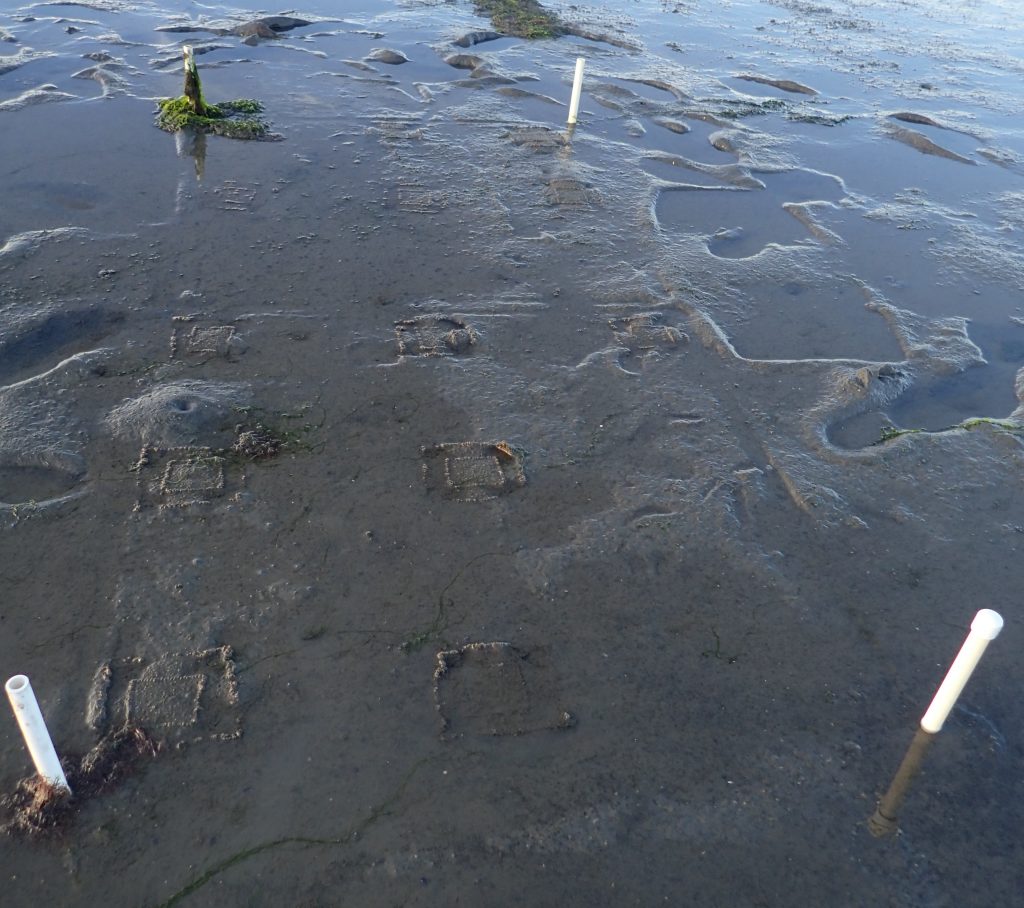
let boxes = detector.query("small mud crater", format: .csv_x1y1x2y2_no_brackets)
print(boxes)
107,380,248,447
422,441,526,501
883,124,976,165
736,73,817,95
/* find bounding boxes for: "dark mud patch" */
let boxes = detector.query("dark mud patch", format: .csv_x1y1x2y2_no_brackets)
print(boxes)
1,727,159,838
883,124,976,165
889,111,943,128
422,441,526,501
433,642,574,739
453,30,503,48
444,52,483,70
652,116,690,134
366,48,408,65
736,74,817,95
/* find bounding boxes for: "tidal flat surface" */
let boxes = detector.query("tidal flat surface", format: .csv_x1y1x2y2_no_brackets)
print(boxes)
1,0,1023,904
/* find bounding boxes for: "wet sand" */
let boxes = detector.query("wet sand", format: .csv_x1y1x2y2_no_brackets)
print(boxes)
2,0,1023,904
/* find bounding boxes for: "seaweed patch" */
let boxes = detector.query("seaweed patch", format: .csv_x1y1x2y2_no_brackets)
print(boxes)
472,0,565,39
156,96,272,140
155,46,272,140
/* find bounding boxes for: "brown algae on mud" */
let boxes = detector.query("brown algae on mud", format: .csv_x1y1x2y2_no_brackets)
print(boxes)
2,727,159,837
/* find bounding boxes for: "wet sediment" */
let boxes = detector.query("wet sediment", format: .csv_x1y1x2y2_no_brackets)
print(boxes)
1,0,1023,906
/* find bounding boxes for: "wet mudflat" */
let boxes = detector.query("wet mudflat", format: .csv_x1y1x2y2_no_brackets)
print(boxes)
1,0,1023,904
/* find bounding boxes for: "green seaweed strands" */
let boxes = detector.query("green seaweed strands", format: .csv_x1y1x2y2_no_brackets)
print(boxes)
959,417,1024,434
874,417,1024,446
473,0,565,38
156,45,272,140
874,425,923,444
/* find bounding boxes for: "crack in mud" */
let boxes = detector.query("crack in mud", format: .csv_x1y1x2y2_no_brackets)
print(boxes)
157,756,436,907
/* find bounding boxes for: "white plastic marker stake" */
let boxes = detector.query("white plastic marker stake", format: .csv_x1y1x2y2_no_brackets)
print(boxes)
920,608,1004,732
567,57,586,125
869,609,1003,837
5,675,70,793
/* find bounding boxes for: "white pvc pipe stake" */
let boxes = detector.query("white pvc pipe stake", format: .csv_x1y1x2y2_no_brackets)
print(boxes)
5,675,70,792
567,57,586,125
920,609,1004,733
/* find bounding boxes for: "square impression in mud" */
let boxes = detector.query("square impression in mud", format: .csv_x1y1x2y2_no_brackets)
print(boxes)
395,314,477,358
86,646,241,745
383,183,454,214
422,441,526,502
170,319,245,362
544,176,602,210
609,312,688,355
434,643,573,740
133,445,239,510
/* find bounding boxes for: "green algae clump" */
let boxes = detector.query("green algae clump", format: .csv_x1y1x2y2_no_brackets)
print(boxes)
156,46,271,140
473,0,565,38
156,96,270,140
